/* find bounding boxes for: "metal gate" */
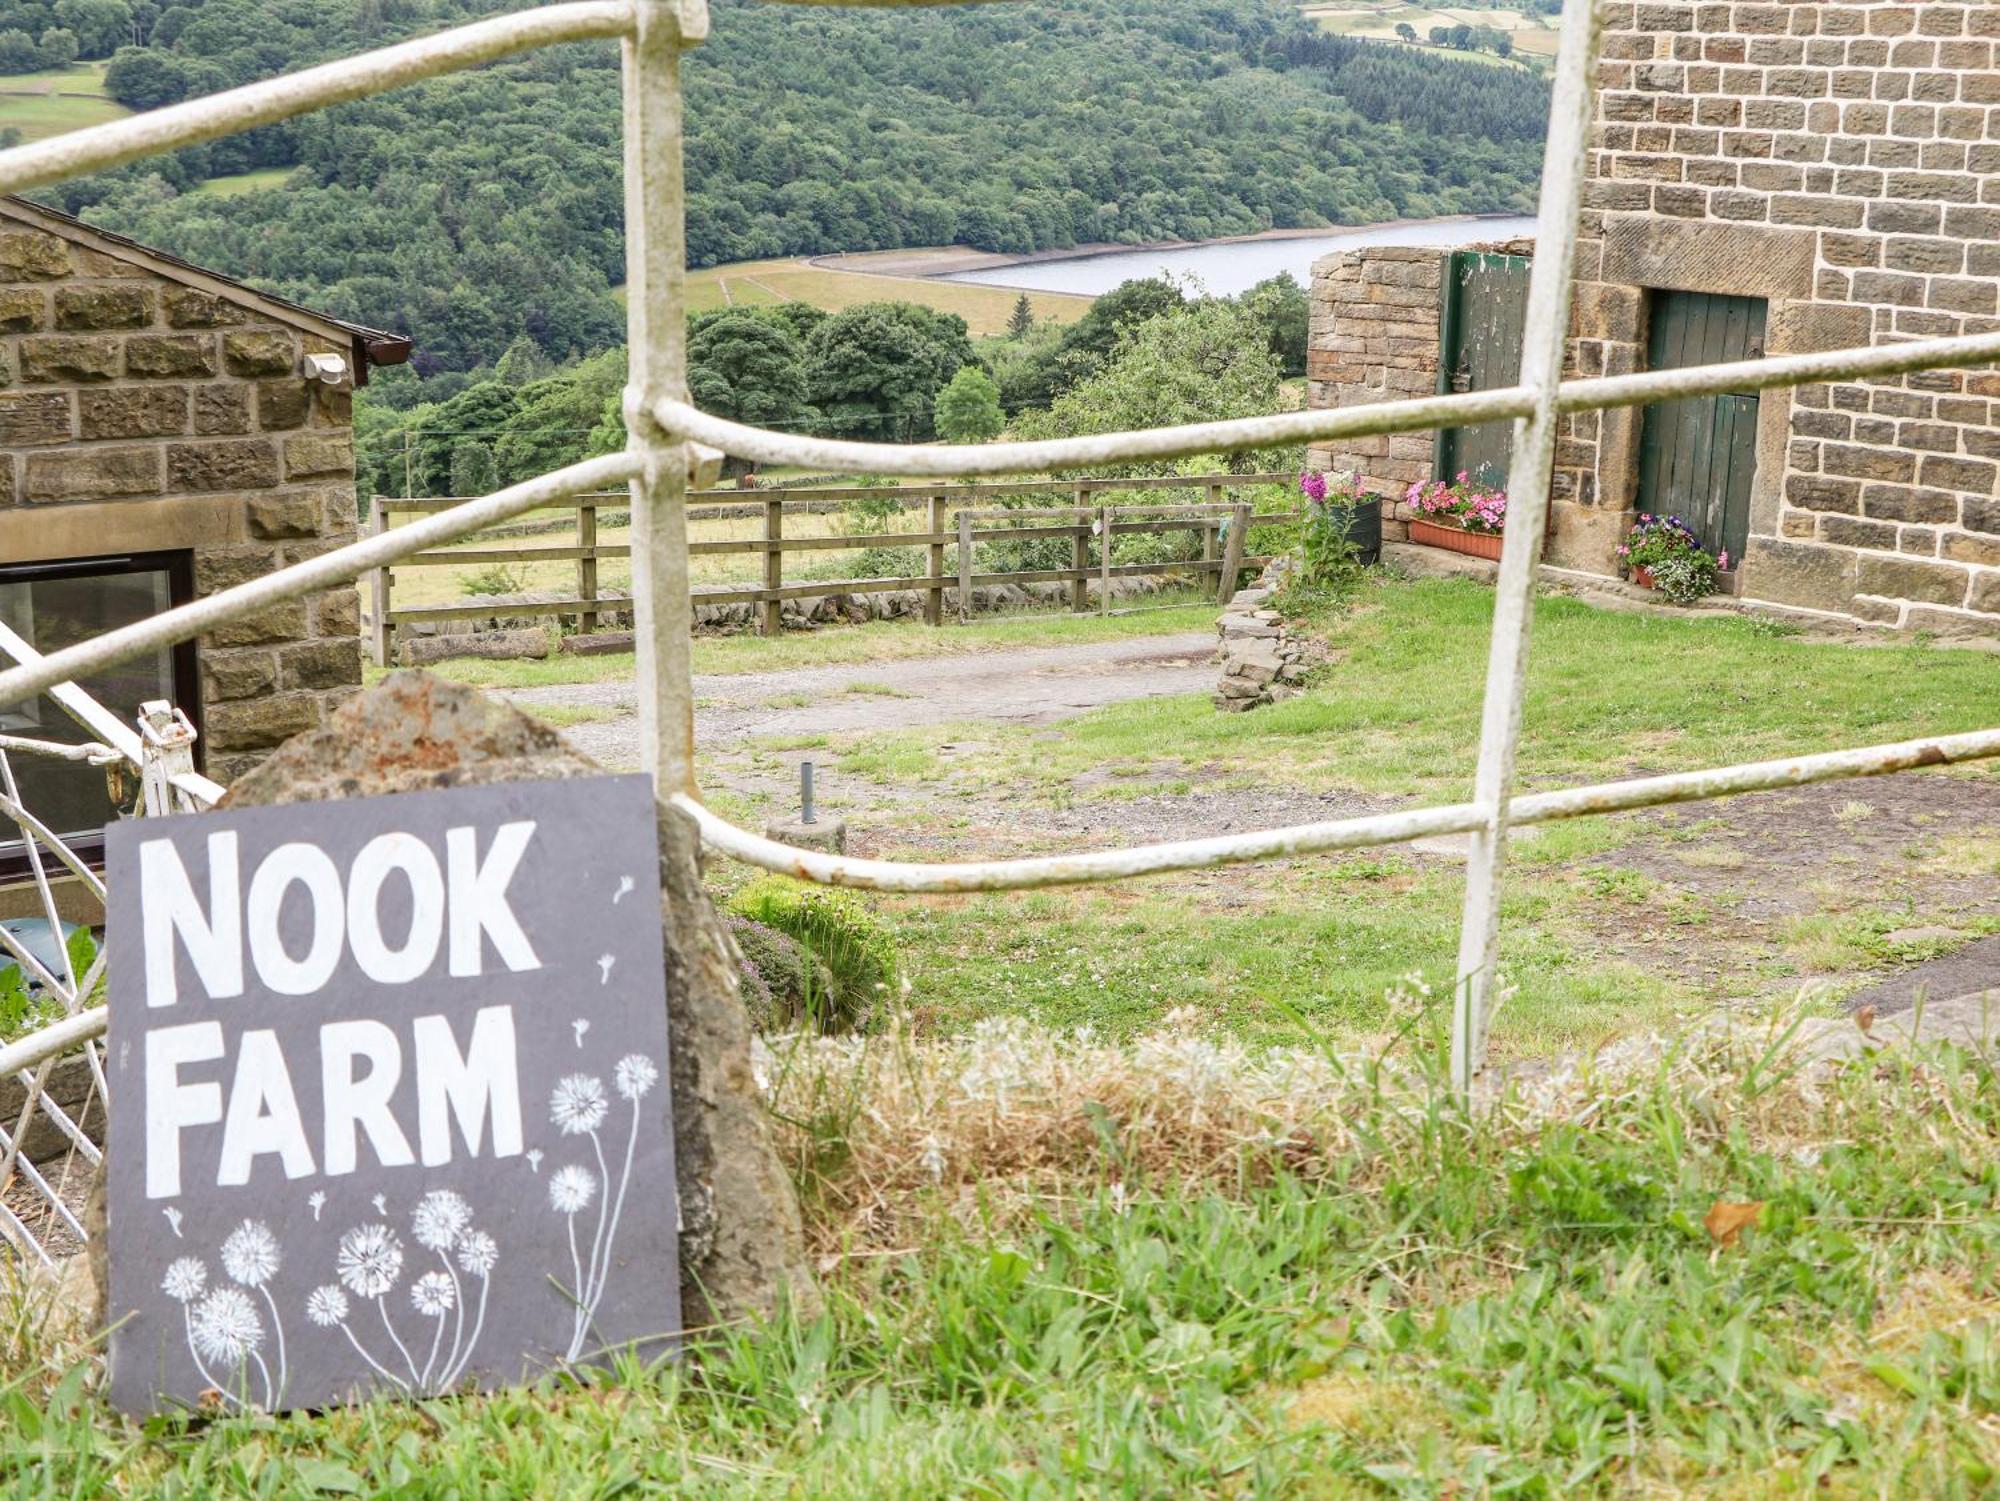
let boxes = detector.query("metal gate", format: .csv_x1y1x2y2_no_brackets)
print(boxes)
1436,250,1532,488
1636,290,1768,563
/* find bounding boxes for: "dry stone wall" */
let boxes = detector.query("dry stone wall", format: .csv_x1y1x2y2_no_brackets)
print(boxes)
0,212,363,779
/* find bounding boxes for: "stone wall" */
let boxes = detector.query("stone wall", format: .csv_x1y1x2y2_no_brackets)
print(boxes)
0,211,363,781
1560,0,2000,632
1305,245,1443,546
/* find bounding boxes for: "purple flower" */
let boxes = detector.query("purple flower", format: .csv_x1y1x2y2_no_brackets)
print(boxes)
1299,470,1328,503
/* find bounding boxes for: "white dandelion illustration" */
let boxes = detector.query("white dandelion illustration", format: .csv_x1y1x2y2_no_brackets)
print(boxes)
308,1191,327,1222
220,1220,286,1404
612,874,634,904
336,1223,404,1300
548,1050,661,1360
335,1222,419,1385
550,1074,607,1135
221,1221,279,1287
163,1206,183,1238
614,1054,658,1102
549,1164,597,1214
571,1018,591,1048
371,1193,388,1215
412,1189,472,1252
306,1285,349,1327
190,1287,263,1364
526,1148,544,1172
455,1231,498,1279
161,1257,207,1303
596,954,615,984
412,1270,456,1317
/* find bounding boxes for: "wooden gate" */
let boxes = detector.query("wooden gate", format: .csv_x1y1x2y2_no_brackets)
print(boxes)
1435,250,1532,488
1635,290,1767,562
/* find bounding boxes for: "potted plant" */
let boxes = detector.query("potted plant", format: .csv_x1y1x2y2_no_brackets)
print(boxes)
1404,472,1508,561
1299,469,1382,567
1618,513,1721,605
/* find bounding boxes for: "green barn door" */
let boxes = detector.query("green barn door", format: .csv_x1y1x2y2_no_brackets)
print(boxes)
1636,291,1767,563
1436,250,1531,488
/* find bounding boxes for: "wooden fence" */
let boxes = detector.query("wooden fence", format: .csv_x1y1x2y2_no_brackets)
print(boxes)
362,473,1296,665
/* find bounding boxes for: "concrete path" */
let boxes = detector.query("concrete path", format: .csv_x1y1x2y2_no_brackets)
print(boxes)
503,631,1217,767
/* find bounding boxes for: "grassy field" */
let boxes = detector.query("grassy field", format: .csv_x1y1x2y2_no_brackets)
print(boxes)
1299,1,1560,66
679,253,1092,336
190,166,296,197
0,61,127,143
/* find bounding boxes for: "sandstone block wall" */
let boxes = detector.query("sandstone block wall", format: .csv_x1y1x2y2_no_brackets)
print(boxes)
1563,0,2000,631
0,214,364,782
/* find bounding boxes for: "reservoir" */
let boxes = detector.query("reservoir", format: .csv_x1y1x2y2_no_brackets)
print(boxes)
941,215,1540,298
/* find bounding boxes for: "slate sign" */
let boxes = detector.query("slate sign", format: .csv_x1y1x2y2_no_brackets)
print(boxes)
104,775,679,1415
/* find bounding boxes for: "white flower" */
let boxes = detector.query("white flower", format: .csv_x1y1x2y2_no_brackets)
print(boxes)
411,1189,472,1251
306,1285,349,1327
614,1053,658,1101
336,1223,404,1299
548,1163,597,1214
410,1270,456,1317
220,1221,280,1288
190,1287,263,1363
161,1257,207,1303
455,1230,498,1278
550,1073,608,1135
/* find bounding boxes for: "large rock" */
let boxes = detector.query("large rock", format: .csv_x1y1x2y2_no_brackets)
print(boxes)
212,671,816,1329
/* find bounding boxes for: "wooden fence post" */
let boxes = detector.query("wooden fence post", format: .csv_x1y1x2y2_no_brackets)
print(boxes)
1098,503,1112,615
761,495,783,637
1071,482,1090,613
368,495,392,667
926,493,946,627
1216,501,1250,605
576,497,599,636
957,509,973,625
1203,482,1222,590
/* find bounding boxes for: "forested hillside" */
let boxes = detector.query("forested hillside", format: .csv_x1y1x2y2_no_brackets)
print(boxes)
13,0,1548,375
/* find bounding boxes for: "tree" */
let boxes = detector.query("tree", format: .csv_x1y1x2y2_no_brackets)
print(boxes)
103,43,189,107
38,28,80,68
1013,299,1292,476
933,365,1005,443
1428,25,1449,44
1394,21,1418,42
1449,23,1474,49
687,311,811,430
1241,273,1309,378
0,30,41,72
804,302,973,441
1007,294,1035,340
448,440,498,498
54,0,131,59
1495,34,1514,58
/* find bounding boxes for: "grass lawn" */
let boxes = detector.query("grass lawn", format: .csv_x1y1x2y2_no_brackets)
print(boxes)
679,254,1092,336
708,578,2000,1057
190,166,296,197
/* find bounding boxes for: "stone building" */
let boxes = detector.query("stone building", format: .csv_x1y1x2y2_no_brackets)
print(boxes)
0,194,408,895
1308,0,2000,635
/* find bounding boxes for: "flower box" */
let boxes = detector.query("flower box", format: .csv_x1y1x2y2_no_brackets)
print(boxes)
1409,518,1505,561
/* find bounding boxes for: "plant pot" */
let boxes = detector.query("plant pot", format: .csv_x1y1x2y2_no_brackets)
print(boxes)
1409,517,1504,561
1343,497,1384,566
1631,565,1655,590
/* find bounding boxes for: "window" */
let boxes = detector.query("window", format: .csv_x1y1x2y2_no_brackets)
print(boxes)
0,551,200,878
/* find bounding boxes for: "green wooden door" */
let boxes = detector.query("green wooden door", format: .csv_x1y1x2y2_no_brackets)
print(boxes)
1436,250,1531,488
1636,291,1767,563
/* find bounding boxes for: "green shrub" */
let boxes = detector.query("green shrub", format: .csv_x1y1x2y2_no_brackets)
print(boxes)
726,877,897,1032
723,913,829,1030
458,563,532,597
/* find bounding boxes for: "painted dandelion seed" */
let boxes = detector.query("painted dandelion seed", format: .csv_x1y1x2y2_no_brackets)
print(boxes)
412,1189,472,1251
411,1271,456,1318
190,1288,263,1364
336,1224,404,1300
526,1148,544,1172
161,1257,207,1303
306,1286,350,1328
308,1191,326,1222
551,1073,608,1135
221,1221,280,1287
549,1164,597,1214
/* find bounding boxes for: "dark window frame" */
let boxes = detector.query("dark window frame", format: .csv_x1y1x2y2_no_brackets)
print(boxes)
0,549,201,883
